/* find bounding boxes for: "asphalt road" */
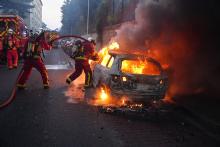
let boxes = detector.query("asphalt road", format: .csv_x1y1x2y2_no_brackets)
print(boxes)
0,49,219,147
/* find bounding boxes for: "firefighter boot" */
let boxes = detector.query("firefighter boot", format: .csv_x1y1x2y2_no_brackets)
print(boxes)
66,78,72,85
43,84,50,89
17,84,26,90
8,67,13,70
84,84,93,89
82,84,93,92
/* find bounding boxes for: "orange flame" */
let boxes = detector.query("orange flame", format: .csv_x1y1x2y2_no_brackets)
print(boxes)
91,86,127,106
89,87,111,106
100,87,108,101
98,42,119,64
98,42,161,76
121,59,161,75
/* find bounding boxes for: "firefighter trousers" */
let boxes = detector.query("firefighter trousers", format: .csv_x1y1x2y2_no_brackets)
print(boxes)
7,50,18,69
68,60,92,87
18,58,49,86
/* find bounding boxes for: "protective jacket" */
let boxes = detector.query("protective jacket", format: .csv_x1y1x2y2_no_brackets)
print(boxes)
4,35,18,50
74,41,98,61
23,37,51,59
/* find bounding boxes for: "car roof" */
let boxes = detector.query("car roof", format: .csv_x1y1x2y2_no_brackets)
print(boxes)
108,49,162,68
108,49,147,57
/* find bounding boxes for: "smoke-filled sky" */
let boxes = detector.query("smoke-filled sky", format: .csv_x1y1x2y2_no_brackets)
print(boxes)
42,0,65,30
115,0,220,97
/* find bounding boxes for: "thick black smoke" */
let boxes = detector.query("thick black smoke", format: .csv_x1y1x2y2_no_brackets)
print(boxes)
115,0,220,97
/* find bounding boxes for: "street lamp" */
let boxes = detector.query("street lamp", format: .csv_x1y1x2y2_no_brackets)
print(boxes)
86,0,90,35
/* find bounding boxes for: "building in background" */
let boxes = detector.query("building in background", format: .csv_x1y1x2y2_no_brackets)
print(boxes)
24,0,43,31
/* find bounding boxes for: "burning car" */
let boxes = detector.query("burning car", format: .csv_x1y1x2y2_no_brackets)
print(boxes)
92,48,168,104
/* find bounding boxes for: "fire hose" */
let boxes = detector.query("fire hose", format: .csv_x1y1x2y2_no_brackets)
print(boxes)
0,35,89,110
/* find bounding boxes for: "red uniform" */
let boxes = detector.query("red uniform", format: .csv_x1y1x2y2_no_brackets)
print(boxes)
17,34,51,89
66,41,98,87
20,37,28,49
5,35,19,69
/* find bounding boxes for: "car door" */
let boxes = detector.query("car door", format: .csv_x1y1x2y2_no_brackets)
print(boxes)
93,54,114,87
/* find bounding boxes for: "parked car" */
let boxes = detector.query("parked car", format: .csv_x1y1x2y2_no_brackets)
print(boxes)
92,49,168,103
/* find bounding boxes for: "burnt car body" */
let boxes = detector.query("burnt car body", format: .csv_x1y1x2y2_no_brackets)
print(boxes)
92,50,168,102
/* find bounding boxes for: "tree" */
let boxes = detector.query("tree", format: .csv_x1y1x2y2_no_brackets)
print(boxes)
61,0,101,35
60,0,138,37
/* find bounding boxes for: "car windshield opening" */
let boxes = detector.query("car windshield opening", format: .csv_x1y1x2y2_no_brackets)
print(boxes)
121,59,161,75
101,54,111,67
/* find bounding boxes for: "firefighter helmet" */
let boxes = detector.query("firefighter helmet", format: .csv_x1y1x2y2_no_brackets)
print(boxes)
88,37,96,45
35,28,44,35
88,37,93,41
22,32,27,37
35,30,41,35
8,28,13,34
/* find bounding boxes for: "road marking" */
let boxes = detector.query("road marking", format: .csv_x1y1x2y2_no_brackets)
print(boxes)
45,64,70,70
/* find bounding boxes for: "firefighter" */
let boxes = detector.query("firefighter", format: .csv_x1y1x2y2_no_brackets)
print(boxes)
17,31,52,89
66,37,99,89
4,29,19,69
